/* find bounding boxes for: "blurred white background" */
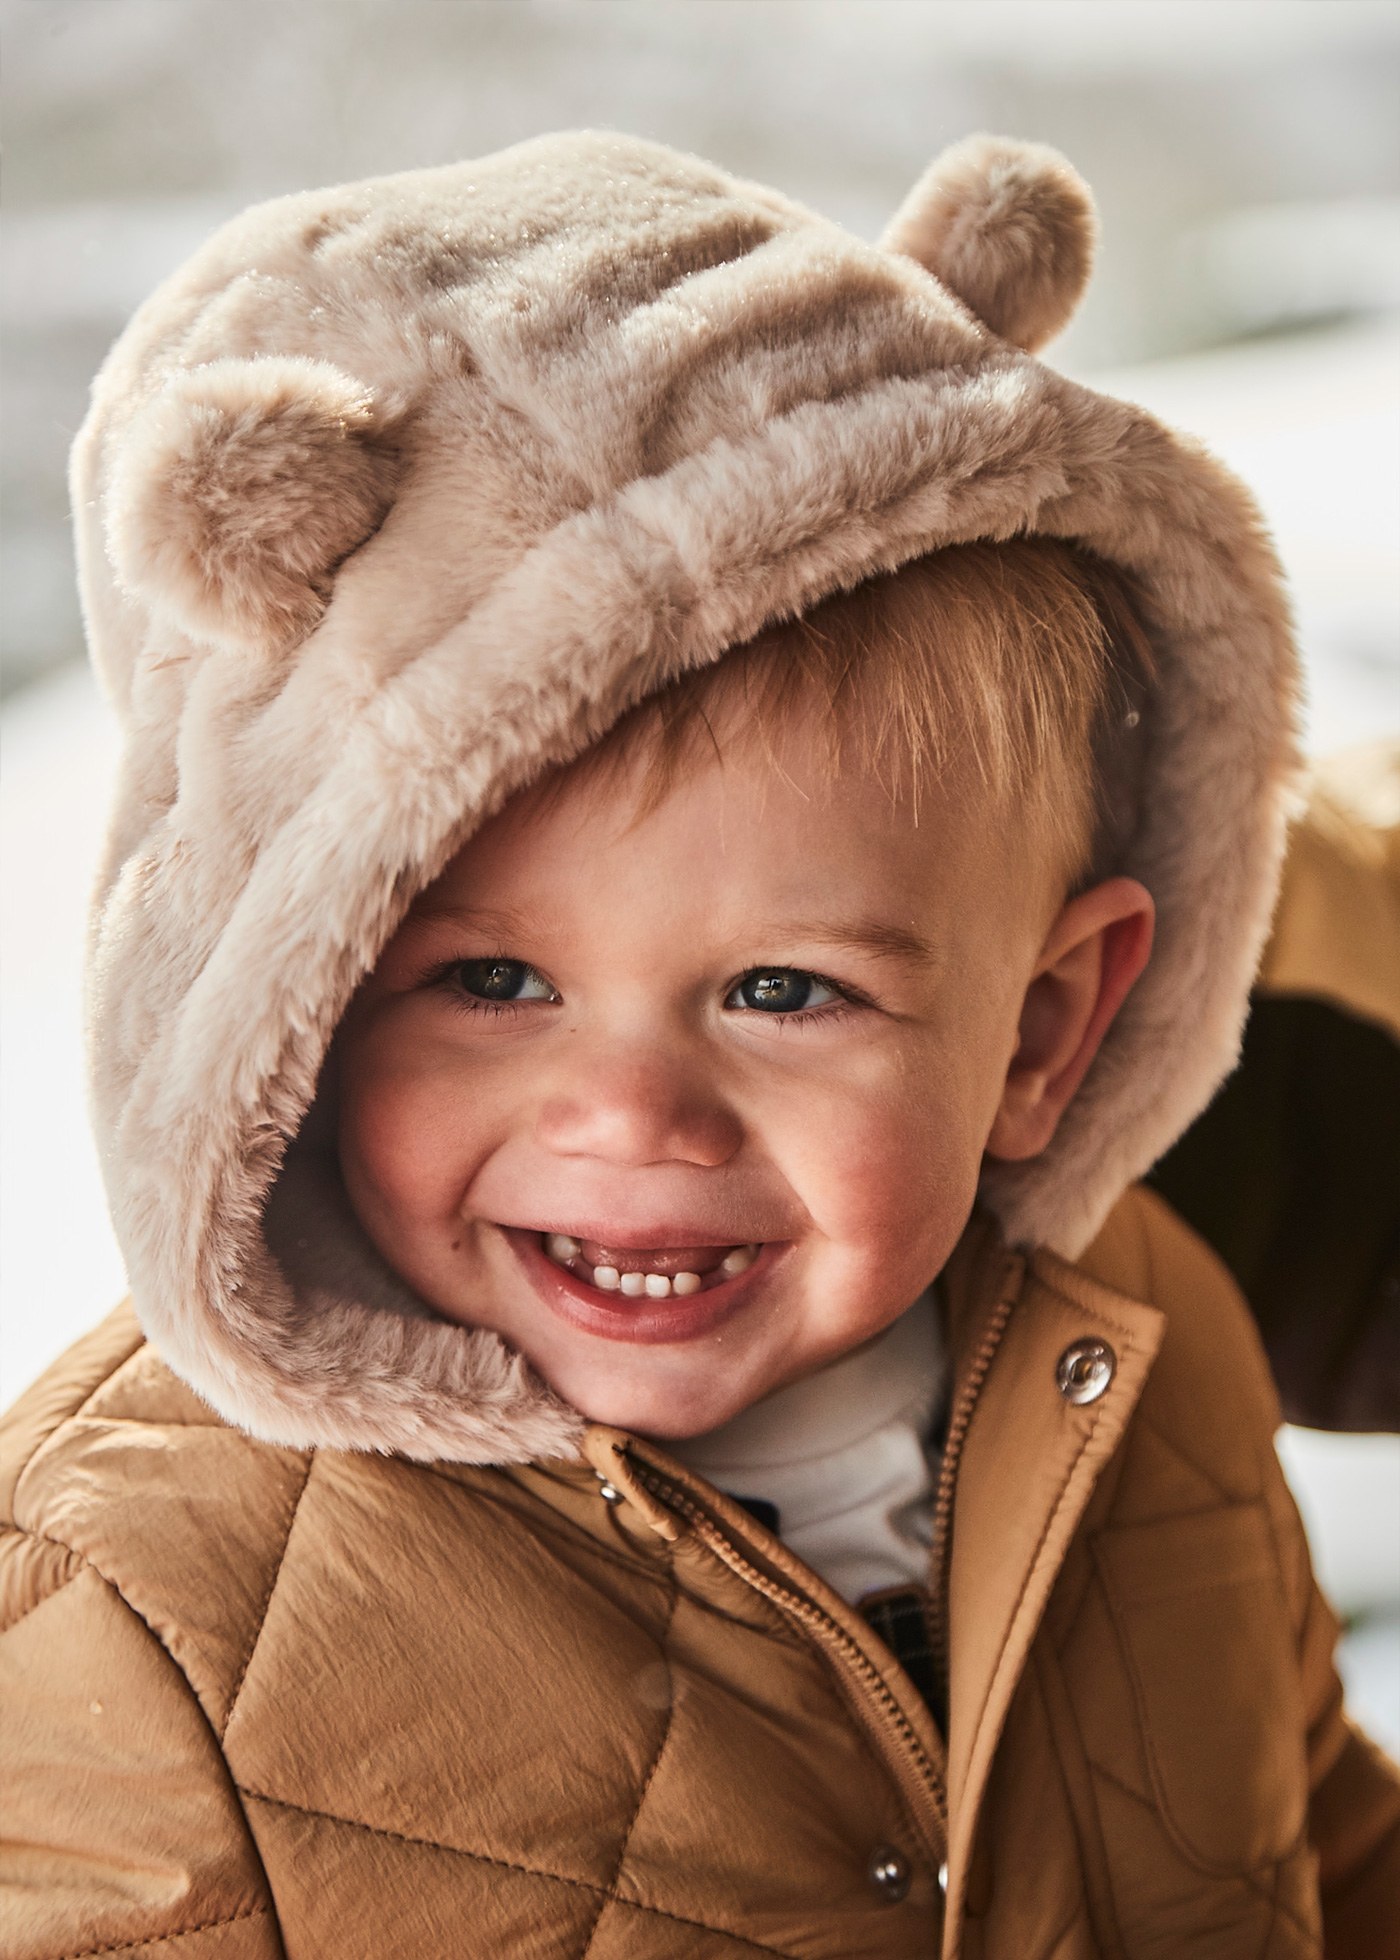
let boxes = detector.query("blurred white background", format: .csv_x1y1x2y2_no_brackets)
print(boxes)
2,0,1397,1744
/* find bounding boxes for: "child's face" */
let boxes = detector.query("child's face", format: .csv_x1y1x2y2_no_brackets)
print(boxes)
336,712,1064,1438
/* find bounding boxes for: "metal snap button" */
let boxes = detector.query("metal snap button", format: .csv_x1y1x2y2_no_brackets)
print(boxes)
597,1479,622,1504
867,1843,911,1903
937,1861,948,1894
1056,1338,1116,1405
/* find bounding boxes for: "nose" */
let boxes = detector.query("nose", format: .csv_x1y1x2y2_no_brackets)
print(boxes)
535,1040,742,1170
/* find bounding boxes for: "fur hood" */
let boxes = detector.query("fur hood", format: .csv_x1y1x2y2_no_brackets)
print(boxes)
71,129,1300,1461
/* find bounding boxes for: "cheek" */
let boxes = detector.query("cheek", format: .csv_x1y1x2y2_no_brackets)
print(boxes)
779,1046,996,1258
828,1101,975,1239
337,1033,490,1229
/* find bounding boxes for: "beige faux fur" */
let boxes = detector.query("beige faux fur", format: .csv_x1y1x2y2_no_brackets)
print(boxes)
881,134,1098,352
106,357,402,650
70,130,1300,1462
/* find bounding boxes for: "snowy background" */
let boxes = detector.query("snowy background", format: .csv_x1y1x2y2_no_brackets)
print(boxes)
2,0,1397,1744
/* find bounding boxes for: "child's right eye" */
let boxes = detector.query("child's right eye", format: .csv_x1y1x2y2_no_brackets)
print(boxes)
445,958,558,1006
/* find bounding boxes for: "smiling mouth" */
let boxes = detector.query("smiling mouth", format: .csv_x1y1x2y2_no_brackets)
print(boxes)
538,1231,760,1300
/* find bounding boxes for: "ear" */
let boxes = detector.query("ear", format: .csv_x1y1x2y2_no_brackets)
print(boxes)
986,877,1154,1163
881,134,1096,352
105,356,401,652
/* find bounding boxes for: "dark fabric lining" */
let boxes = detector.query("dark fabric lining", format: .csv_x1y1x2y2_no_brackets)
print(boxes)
1150,995,1400,1431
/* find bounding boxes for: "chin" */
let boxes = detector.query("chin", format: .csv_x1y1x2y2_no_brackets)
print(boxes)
558,1370,739,1442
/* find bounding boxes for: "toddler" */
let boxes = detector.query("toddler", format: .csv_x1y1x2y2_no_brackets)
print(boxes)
4,130,1398,1959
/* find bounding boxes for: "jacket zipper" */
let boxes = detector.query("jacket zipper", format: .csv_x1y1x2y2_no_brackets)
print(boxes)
624,1263,1021,1879
628,1456,950,1865
927,1277,1019,1701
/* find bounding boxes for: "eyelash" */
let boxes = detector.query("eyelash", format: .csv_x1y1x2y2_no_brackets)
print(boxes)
420,957,866,1027
422,958,540,1021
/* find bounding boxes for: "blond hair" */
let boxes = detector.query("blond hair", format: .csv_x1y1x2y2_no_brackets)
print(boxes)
556,538,1153,888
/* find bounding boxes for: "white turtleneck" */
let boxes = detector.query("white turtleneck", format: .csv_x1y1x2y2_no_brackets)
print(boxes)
666,1288,946,1606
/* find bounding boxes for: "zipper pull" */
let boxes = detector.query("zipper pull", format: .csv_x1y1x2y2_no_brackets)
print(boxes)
579,1425,685,1542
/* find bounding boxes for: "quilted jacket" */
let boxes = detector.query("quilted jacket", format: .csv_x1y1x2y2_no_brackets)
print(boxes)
5,1191,1400,1958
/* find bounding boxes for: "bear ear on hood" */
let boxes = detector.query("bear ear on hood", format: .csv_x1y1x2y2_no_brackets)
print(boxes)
882,134,1097,352
104,355,401,652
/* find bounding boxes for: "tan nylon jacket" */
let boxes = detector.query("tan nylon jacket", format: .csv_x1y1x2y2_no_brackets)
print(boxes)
5,1186,1399,1959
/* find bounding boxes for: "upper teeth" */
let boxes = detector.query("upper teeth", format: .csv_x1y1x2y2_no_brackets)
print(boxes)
541,1234,760,1298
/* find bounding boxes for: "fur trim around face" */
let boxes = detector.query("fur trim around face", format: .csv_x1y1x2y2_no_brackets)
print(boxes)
71,130,1300,1462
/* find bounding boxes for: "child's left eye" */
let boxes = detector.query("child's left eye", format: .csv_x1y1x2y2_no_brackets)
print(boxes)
725,969,844,1015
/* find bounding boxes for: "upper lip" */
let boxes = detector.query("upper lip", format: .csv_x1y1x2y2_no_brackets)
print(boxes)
498,1221,770,1250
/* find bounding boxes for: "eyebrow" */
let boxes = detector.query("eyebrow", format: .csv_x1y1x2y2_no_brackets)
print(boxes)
406,900,940,968
770,916,943,967
405,900,532,935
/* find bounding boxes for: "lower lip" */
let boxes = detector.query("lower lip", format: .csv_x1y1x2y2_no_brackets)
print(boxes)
503,1228,786,1345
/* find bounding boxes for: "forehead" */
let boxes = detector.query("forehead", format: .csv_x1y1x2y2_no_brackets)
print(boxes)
414,707,1038,948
